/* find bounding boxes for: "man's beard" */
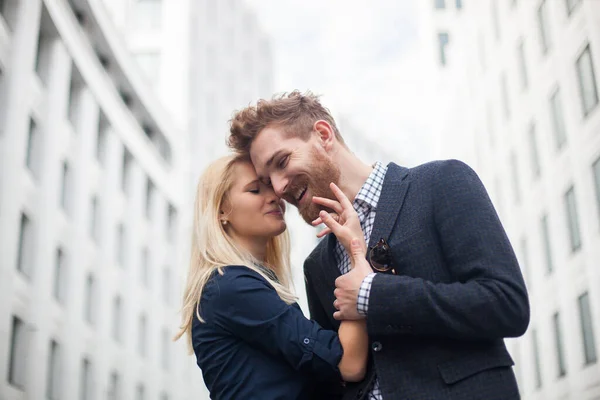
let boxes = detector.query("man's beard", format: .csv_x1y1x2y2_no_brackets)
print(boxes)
287,148,341,224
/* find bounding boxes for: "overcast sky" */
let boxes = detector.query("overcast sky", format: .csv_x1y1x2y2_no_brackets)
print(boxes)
246,0,438,166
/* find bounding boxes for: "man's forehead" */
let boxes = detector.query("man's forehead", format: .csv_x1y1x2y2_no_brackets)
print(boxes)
251,129,285,165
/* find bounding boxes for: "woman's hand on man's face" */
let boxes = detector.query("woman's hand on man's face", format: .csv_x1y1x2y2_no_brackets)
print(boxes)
311,182,367,255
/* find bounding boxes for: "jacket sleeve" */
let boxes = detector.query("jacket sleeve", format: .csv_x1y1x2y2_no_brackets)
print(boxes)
367,160,530,340
206,266,343,381
304,266,345,399
305,265,336,331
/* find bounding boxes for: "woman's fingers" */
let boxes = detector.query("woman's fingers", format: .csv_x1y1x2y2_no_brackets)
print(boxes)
312,213,341,226
319,210,344,236
329,182,353,210
312,196,343,214
316,227,332,238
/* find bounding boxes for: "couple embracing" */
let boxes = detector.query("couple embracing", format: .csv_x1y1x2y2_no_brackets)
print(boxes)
175,91,529,400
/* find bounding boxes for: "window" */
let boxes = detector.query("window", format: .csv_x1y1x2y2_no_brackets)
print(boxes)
121,149,132,194
145,178,155,219
532,329,542,389
553,312,567,377
47,340,61,400
519,238,530,285
434,0,445,9
517,40,528,90
550,88,568,150
67,66,83,129
8,316,27,388
138,314,147,357
578,292,597,365
53,247,66,304
25,117,39,178
16,212,33,278
34,8,54,86
594,157,600,225
0,0,7,21
491,0,500,41
566,0,582,16
134,52,161,82
90,196,99,241
162,267,171,305
112,296,122,343
500,72,510,119
108,371,121,400
541,214,553,274
161,327,170,370
486,103,494,146
455,0,462,10
564,186,582,252
167,204,177,242
512,343,523,393
96,113,108,165
0,0,19,32
141,247,149,288
438,32,449,66
134,0,162,30
80,358,92,400
60,160,71,214
136,383,145,400
478,34,486,72
576,45,599,116
116,223,125,266
510,151,521,204
84,274,95,325
494,177,504,217
528,124,541,179
538,0,551,54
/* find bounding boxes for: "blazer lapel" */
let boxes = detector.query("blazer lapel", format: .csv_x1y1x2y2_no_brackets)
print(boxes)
368,163,411,249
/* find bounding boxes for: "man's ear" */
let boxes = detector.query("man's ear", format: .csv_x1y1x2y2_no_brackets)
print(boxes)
313,120,335,151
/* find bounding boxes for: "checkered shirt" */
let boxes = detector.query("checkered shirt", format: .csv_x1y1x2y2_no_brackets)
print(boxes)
333,161,386,400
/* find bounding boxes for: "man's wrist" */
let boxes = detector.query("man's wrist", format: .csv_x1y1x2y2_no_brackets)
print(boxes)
357,273,377,315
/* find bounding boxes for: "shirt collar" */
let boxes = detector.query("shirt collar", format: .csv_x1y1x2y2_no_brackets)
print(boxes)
353,161,387,211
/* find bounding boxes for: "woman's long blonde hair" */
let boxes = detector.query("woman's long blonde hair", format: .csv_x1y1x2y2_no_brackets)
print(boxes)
174,154,296,351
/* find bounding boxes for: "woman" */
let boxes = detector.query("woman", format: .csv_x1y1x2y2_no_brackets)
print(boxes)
174,154,371,399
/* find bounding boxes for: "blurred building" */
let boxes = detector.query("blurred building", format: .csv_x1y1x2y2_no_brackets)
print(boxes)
1,0,277,398
101,0,274,176
423,0,600,399
0,0,193,399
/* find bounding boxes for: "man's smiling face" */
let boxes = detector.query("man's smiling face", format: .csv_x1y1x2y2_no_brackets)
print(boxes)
249,125,341,224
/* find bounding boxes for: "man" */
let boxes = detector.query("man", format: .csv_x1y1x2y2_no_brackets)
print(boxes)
227,91,529,400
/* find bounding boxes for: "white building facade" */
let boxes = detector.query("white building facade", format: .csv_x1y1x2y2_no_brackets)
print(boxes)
0,0,193,399
423,0,600,399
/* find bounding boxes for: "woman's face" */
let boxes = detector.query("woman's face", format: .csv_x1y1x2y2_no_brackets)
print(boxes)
222,161,286,240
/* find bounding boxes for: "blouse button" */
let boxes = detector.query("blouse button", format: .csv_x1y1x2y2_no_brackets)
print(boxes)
303,338,310,345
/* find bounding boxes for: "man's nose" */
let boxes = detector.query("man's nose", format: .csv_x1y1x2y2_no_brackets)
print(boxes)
271,176,288,198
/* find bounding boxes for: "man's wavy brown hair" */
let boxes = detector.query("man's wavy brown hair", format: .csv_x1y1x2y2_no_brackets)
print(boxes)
227,91,345,154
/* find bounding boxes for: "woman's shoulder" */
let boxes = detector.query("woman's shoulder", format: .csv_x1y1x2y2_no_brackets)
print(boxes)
205,265,271,297
210,264,266,282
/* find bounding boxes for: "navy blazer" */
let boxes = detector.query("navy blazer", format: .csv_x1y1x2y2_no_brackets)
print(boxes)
192,265,344,400
304,160,530,400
